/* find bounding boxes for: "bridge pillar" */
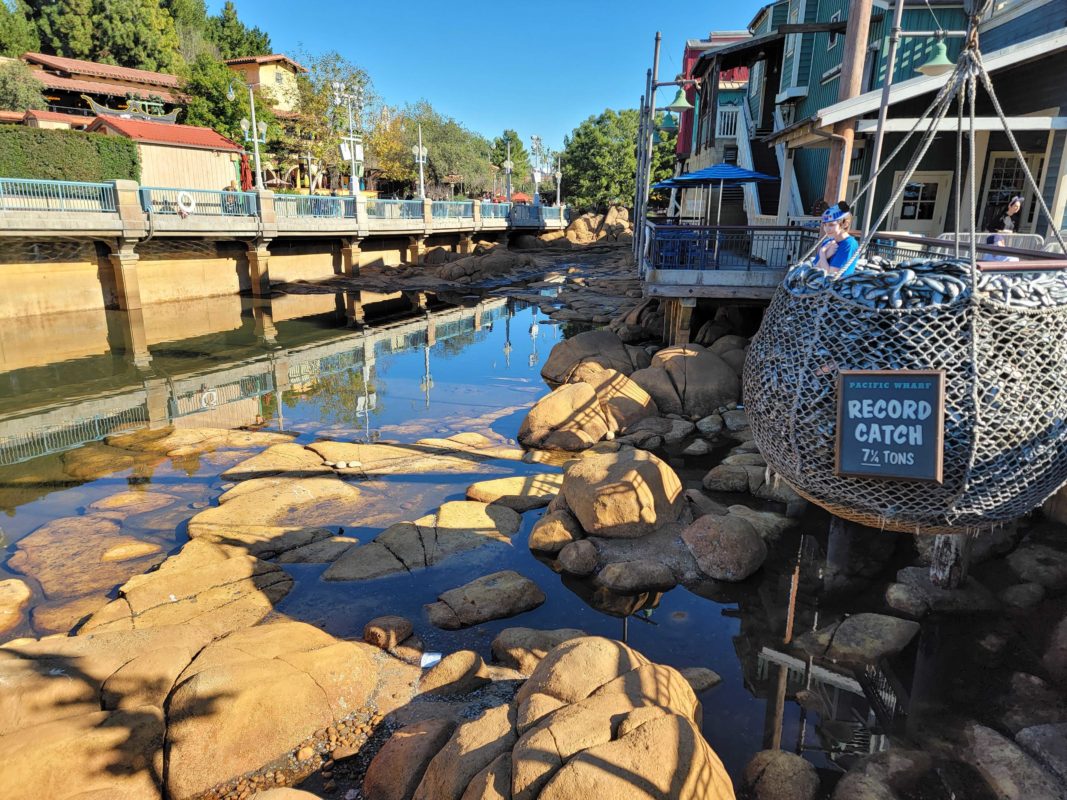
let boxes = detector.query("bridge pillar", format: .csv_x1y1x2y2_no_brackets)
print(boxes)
251,297,277,344
143,377,171,428
345,290,366,327
473,301,483,331
341,236,361,277
246,240,272,297
109,241,143,311
406,291,429,312
426,315,436,347
272,354,291,393
458,233,474,255
406,235,426,265
672,298,697,346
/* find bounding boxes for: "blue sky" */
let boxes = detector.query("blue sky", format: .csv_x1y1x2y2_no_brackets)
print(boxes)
211,1,768,150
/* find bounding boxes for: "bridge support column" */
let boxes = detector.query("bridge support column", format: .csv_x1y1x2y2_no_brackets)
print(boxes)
426,315,436,346
341,237,361,277
473,301,483,331
345,290,366,327
251,297,277,345
458,233,474,255
143,377,171,428
406,291,429,312
109,241,143,312
272,354,291,393
406,235,426,265
672,298,696,346
246,240,272,297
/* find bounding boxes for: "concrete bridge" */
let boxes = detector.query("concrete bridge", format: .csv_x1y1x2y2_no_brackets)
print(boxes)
0,293,511,467
0,178,567,315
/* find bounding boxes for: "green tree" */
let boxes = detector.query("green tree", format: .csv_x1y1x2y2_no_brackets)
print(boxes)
491,129,531,193
26,0,93,59
206,1,269,59
182,52,274,142
90,0,182,72
161,0,215,64
26,0,181,71
0,59,43,109
560,108,674,211
365,105,415,188
405,101,493,198
0,0,40,57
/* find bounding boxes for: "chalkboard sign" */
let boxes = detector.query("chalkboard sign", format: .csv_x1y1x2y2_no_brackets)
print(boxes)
836,370,945,482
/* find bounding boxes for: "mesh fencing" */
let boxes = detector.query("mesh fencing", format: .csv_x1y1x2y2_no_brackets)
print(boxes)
743,275,1067,534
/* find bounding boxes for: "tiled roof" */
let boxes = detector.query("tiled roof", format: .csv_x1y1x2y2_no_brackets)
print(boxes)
22,52,182,88
24,109,94,126
225,54,307,73
30,70,187,104
0,110,24,123
87,117,243,153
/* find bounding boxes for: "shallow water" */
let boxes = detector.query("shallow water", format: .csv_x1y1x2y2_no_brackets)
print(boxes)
0,286,1033,795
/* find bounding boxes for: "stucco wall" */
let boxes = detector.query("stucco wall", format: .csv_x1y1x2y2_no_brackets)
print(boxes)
138,143,239,191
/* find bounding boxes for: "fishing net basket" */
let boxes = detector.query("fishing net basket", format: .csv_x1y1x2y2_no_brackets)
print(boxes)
743,279,1067,534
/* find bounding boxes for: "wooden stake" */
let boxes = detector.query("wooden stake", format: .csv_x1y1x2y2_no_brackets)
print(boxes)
929,533,971,589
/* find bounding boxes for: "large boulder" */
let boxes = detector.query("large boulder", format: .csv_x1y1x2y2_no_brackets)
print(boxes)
165,622,389,800
964,722,1064,800
569,363,658,433
491,628,588,674
681,514,767,581
363,718,456,800
518,383,611,451
650,345,741,419
796,613,920,665
0,578,31,634
741,750,819,800
426,571,546,630
412,704,516,800
561,449,684,539
466,473,565,511
528,510,584,553
540,330,650,388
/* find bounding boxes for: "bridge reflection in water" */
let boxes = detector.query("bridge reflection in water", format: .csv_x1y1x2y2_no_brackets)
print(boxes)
0,289,513,466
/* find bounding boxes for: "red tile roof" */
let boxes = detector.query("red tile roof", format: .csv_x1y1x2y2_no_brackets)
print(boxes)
30,70,187,104
225,54,307,73
87,117,243,153
24,109,94,126
0,110,24,123
23,52,182,88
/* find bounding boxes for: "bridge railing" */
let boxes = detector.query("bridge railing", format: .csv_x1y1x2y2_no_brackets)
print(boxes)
540,206,564,222
0,178,116,213
510,204,540,226
480,202,511,219
432,201,474,219
365,199,424,219
140,187,257,217
275,194,356,219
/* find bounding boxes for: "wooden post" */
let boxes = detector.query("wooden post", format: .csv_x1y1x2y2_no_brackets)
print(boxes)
929,533,971,589
824,0,874,204
674,298,696,345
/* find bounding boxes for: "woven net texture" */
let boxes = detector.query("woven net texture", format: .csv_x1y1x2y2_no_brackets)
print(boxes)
743,277,1067,534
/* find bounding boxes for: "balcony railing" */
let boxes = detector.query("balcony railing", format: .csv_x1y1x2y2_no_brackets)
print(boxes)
274,194,356,218
480,202,511,219
431,201,474,219
646,224,820,271
140,187,257,217
0,178,116,213
365,199,424,219
717,105,740,139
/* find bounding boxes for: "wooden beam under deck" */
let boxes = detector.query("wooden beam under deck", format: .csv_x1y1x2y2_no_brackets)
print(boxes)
645,283,780,300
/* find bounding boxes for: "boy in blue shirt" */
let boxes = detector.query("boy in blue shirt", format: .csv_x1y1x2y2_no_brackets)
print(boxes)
815,201,860,277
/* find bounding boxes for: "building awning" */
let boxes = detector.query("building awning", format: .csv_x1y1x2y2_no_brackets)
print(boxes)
31,70,187,104
695,31,786,72
768,27,1067,147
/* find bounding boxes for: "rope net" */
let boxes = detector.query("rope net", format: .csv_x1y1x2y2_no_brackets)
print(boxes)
744,12,1067,535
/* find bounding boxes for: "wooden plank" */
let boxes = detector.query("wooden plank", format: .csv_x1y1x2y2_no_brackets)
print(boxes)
645,284,779,300
856,117,1067,133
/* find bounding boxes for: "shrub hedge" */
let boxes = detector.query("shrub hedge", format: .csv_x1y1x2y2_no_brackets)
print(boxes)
0,126,140,182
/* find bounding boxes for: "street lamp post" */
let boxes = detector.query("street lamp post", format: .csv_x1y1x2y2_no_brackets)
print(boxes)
411,124,427,199
504,141,513,203
555,157,563,208
331,81,364,197
229,81,267,189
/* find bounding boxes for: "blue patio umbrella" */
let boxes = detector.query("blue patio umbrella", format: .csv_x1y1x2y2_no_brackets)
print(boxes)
668,163,778,228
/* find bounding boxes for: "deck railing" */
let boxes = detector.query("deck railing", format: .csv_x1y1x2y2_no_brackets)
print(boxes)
717,105,740,139
646,224,820,271
480,202,511,219
431,200,474,219
0,178,116,213
540,206,564,222
365,199,424,219
140,187,257,217
510,204,541,226
274,194,356,218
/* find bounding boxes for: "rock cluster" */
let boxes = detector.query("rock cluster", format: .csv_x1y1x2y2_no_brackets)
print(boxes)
564,206,633,244
363,636,735,800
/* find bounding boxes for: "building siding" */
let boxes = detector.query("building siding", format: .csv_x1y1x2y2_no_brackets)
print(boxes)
981,0,1067,51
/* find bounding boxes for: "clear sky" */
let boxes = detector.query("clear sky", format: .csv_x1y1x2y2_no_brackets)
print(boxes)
210,1,768,151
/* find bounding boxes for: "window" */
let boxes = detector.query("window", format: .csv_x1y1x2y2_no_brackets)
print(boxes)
980,152,1045,231
828,10,841,48
274,70,284,85
899,181,940,221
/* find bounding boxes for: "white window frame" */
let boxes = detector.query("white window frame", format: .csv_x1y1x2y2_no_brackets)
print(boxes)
980,150,1047,234
828,11,842,49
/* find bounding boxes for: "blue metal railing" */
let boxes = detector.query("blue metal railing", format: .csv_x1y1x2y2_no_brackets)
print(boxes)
366,199,424,219
140,187,257,217
432,201,474,219
274,194,356,219
0,178,116,213
480,202,511,219
646,224,820,271
0,404,148,466
540,206,563,222
510,204,540,226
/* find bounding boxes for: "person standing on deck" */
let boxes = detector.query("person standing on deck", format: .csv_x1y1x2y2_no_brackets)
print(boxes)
814,202,860,277
987,195,1024,233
